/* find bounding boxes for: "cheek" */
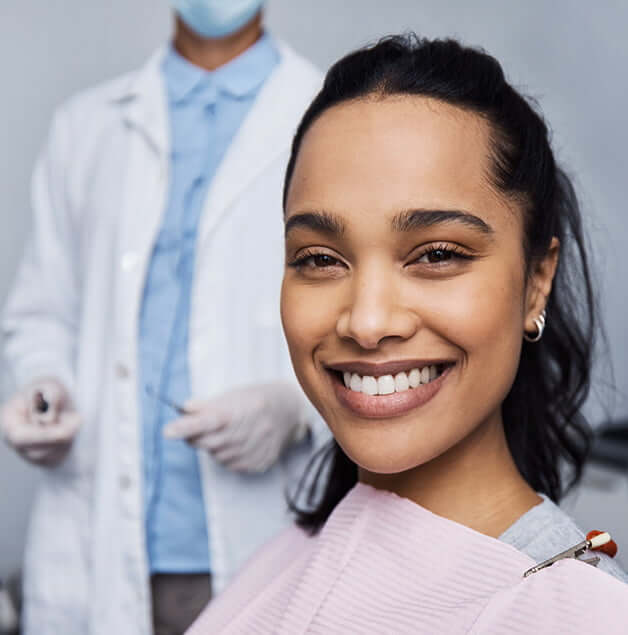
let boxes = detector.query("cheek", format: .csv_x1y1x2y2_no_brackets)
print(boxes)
438,276,522,343
280,276,338,383
418,266,525,406
281,279,336,348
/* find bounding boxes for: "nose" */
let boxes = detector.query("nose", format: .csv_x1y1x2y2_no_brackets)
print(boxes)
335,270,419,349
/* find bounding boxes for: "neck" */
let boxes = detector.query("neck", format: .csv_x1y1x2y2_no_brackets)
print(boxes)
359,413,542,537
173,13,263,71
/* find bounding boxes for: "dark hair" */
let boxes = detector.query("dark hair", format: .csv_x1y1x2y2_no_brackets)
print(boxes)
285,34,595,533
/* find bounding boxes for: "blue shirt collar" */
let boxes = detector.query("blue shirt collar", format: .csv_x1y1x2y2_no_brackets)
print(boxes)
163,32,279,105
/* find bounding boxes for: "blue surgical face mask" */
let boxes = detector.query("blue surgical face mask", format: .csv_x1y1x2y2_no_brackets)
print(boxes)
170,0,265,39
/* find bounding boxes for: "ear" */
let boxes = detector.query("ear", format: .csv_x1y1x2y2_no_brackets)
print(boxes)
524,237,559,332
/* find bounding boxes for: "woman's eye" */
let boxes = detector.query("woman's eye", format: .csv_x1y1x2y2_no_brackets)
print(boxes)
295,254,340,268
309,254,339,268
418,248,454,263
410,245,473,268
288,251,346,276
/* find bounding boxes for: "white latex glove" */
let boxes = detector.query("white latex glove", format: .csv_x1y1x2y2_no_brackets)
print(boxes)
163,382,310,473
0,377,80,466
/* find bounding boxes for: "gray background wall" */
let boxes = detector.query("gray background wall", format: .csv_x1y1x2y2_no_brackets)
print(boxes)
1,0,627,577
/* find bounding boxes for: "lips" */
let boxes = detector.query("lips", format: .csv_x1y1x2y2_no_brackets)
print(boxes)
325,360,455,419
326,359,452,377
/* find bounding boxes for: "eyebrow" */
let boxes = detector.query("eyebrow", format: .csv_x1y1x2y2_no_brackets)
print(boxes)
392,209,494,235
284,211,346,237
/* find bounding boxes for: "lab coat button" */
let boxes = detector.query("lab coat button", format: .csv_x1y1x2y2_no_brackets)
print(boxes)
119,474,132,490
121,252,139,271
115,362,129,379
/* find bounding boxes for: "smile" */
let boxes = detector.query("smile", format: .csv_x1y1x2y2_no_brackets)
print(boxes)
341,364,444,395
325,360,455,418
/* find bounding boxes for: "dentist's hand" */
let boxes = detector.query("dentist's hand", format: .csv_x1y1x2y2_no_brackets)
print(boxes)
163,382,309,473
1,377,81,466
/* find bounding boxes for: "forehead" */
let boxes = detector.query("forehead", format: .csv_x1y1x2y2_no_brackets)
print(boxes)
286,96,515,229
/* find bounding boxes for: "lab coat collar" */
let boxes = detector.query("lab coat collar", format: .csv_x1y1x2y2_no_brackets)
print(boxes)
197,40,317,246
110,33,282,157
108,40,320,245
110,46,170,156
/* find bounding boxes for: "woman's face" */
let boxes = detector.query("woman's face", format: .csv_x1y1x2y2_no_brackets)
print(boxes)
282,96,554,475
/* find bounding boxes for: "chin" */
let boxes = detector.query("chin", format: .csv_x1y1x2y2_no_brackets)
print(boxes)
334,426,441,475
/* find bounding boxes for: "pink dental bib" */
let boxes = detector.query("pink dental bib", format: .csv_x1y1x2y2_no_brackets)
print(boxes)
188,483,628,634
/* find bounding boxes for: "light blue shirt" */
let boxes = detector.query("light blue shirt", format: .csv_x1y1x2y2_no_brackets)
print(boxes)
138,35,280,574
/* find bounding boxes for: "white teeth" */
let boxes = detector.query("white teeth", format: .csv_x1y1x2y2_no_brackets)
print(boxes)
361,376,378,395
408,368,421,388
350,373,362,392
377,375,395,395
394,372,409,392
342,365,445,395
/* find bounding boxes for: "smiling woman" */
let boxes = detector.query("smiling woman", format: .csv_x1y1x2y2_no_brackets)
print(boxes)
187,35,628,634
280,38,587,522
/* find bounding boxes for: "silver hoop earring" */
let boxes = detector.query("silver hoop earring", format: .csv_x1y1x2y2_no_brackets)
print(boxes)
524,309,546,343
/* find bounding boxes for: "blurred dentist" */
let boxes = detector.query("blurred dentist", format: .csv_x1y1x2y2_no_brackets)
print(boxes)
0,2,325,634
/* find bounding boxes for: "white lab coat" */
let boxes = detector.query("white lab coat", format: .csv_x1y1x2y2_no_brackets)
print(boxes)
2,41,326,635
